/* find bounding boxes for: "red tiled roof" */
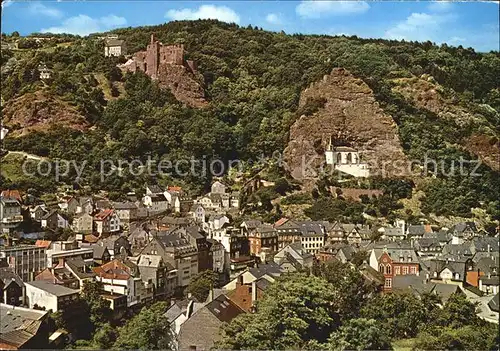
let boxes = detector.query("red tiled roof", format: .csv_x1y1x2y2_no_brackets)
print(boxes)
94,209,114,221
167,186,182,192
1,189,22,202
84,234,99,243
93,259,131,280
274,217,289,227
35,240,52,249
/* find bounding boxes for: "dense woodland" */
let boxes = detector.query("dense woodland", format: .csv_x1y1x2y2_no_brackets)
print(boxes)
1,20,499,222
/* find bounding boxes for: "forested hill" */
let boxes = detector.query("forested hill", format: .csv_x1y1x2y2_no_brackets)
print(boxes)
1,20,499,221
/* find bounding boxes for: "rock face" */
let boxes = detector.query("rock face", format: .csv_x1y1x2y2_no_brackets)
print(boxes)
120,35,206,108
157,64,206,108
283,68,408,181
392,76,499,171
2,91,89,136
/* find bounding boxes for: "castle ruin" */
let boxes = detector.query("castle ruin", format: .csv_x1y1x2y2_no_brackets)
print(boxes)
121,34,197,79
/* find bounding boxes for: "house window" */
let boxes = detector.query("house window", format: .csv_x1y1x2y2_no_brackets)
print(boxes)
395,266,400,275
403,266,408,275
386,265,392,275
410,266,416,274
379,264,384,273
384,278,392,288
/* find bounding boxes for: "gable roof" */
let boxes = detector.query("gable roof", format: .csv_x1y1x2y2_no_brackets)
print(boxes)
25,281,79,297
204,294,244,322
94,209,115,221
0,190,22,202
146,184,163,194
35,240,52,249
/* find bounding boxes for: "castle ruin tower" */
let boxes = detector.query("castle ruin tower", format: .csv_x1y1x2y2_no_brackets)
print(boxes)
146,34,160,79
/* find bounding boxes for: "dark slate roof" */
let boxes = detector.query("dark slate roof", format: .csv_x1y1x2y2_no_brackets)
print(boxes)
488,292,499,312
249,262,282,279
384,227,405,237
204,294,244,323
113,201,137,210
147,184,163,194
25,281,79,297
255,277,271,291
0,269,24,288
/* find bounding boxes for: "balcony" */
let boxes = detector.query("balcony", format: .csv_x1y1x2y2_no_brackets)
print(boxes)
1,215,24,224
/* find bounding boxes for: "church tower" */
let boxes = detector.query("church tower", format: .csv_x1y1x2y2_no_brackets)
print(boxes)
325,136,335,165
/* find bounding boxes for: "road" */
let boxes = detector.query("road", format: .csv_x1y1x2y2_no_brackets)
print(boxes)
464,288,499,324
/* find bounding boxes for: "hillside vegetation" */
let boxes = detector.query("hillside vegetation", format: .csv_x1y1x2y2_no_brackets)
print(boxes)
0,20,498,222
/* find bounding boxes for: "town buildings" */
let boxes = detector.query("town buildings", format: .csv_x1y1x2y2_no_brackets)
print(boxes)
0,245,47,282
104,38,127,57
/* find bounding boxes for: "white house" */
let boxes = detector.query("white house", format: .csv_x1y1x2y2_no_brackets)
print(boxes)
25,280,79,312
104,38,126,57
325,138,369,178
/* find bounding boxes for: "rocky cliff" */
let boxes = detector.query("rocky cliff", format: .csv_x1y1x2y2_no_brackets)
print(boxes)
392,76,499,171
2,90,90,136
157,64,206,108
283,68,408,181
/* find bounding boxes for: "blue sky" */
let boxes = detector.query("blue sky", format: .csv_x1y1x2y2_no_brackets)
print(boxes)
1,1,499,52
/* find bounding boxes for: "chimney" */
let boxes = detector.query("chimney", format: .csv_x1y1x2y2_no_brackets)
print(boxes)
236,274,243,287
207,285,214,302
251,280,257,303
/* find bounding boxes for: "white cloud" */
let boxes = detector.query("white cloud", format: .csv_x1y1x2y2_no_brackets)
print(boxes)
266,13,283,25
385,12,456,42
427,1,453,13
29,2,64,18
166,5,240,23
41,14,127,36
1,0,13,9
296,1,369,19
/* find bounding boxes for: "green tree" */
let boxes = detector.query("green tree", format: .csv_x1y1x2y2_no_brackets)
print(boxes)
113,302,172,350
81,280,112,327
216,274,339,349
327,318,393,351
186,270,218,302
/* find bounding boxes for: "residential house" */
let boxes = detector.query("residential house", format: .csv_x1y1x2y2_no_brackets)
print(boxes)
0,303,49,349
273,242,314,273
426,258,468,284
91,245,111,265
189,204,206,223
0,269,25,306
0,196,23,232
248,225,279,257
93,259,145,307
240,219,263,236
0,245,47,282
76,197,94,215
58,197,79,215
300,222,325,254
46,240,94,268
448,222,479,244
369,244,420,291
223,262,281,290
25,281,79,311
178,294,244,351
35,257,94,290
336,245,358,264
141,231,198,287
94,209,120,235
211,181,226,194
137,254,176,299
144,194,169,213
93,235,131,258
41,211,68,231
207,239,226,276
113,202,138,226
382,227,406,241
71,213,93,234
30,205,48,222
273,218,302,249
414,238,442,256
104,38,126,57
0,190,22,203
171,226,211,273
227,274,270,312
146,184,164,196
406,224,433,240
